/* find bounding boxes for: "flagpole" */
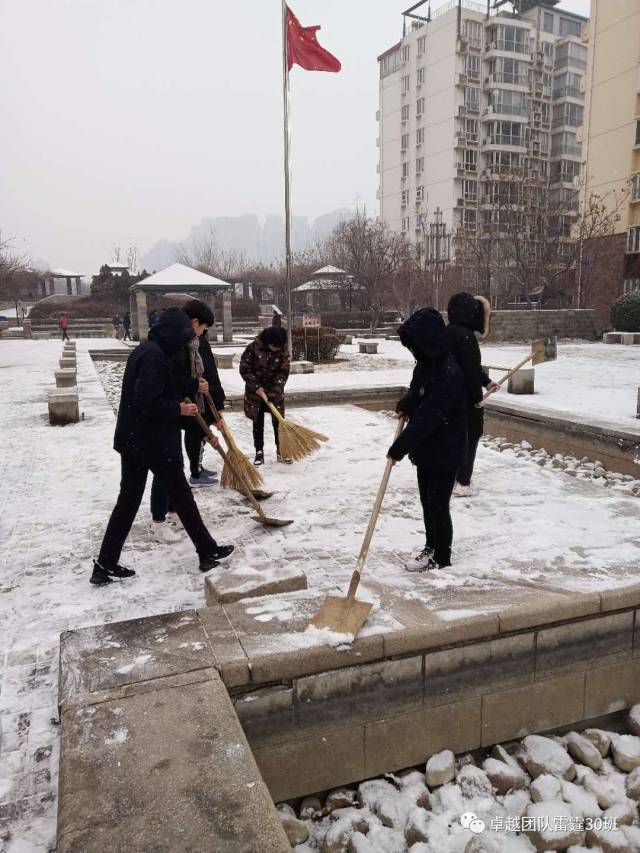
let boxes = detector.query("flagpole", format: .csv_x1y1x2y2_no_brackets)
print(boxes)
281,0,293,356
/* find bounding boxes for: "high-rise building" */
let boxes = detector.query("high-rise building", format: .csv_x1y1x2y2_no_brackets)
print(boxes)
377,0,587,303
582,0,640,320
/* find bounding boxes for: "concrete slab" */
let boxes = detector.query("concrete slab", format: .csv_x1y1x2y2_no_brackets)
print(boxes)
55,368,77,388
57,669,289,853
48,388,79,424
204,563,308,605
290,360,315,374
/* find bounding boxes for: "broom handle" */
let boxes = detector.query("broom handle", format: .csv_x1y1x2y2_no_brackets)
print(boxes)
187,400,267,520
257,388,286,424
347,419,405,600
203,391,235,447
482,353,533,402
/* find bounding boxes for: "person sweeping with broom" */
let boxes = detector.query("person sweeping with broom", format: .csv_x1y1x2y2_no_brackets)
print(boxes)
240,326,292,466
387,308,467,573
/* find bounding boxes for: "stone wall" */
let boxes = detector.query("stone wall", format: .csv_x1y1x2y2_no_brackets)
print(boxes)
485,309,597,342
581,232,628,331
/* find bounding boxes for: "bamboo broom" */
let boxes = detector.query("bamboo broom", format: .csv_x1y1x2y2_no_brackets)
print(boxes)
202,392,264,492
256,389,328,462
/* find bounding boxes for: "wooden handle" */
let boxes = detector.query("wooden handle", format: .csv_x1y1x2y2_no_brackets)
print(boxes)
482,353,533,401
186,399,266,518
257,388,286,424
203,391,234,447
349,419,405,599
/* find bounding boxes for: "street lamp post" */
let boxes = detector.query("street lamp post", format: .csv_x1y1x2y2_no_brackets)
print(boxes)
423,207,451,312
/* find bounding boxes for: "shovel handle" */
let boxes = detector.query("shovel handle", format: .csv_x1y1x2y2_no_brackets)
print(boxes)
350,418,405,598
482,353,533,402
257,388,286,424
186,399,266,520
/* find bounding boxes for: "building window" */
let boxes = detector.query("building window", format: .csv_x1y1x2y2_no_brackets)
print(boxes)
465,118,479,143
402,75,410,93
552,102,584,128
632,174,640,200
487,24,529,54
401,104,410,122
465,87,480,112
551,158,580,184
416,127,424,145
464,179,478,202
553,71,582,100
463,19,483,49
401,189,409,206
416,97,425,116
560,17,581,38
379,47,400,79
402,162,409,179
401,133,409,151
627,227,640,254
543,11,554,34
463,148,478,171
489,58,527,86
635,120,640,146
465,54,480,81
402,45,410,62
416,156,424,174
463,208,477,232
488,120,524,147
417,67,426,85
417,36,426,55
489,89,528,117
555,41,587,70
416,241,424,256
624,278,640,293
416,186,424,202
401,217,410,233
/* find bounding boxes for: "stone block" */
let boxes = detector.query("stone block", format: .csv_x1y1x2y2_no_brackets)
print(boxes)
604,332,623,344
498,589,600,633
622,332,640,345
195,606,251,689
342,334,353,345
424,632,534,706
359,342,379,354
480,671,585,746
234,685,294,724
251,723,366,802
22,318,32,337
57,670,289,853
59,357,76,370
364,697,482,778
48,389,79,425
600,584,640,612
204,564,307,605
508,368,535,395
213,352,234,369
535,612,634,679
55,369,77,388
290,360,315,374
584,658,640,718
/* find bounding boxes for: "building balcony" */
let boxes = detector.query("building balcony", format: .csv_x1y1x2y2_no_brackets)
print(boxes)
485,40,531,59
483,137,527,151
553,87,583,101
550,144,582,159
484,73,529,89
482,105,529,121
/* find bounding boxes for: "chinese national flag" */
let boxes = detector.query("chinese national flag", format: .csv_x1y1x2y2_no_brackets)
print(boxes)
287,6,341,73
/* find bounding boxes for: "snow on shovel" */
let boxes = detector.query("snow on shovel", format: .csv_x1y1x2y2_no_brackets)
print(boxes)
481,337,557,404
307,419,405,640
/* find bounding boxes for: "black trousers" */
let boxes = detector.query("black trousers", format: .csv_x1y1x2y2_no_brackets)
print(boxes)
253,400,280,451
98,453,217,567
417,467,456,568
184,420,205,478
123,328,132,340
457,408,483,487
61,328,69,341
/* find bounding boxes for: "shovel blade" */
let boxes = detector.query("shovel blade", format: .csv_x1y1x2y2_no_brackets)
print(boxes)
531,337,557,366
251,515,294,527
307,595,373,639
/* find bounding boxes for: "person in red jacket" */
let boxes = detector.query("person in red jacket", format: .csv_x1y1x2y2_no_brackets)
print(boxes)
58,313,70,342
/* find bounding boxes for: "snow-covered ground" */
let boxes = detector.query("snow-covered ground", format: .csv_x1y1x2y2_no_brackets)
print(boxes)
1,337,639,852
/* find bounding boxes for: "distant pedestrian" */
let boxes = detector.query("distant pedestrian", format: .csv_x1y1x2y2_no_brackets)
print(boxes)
240,326,290,466
112,314,122,328
58,313,70,342
122,311,132,341
445,293,499,497
148,310,159,328
272,310,282,327
387,309,467,572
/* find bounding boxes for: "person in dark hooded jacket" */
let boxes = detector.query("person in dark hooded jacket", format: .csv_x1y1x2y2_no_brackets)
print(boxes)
91,308,234,586
445,293,499,496
388,309,467,571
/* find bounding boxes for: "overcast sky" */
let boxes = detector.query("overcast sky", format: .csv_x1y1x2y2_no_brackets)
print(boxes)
0,0,589,273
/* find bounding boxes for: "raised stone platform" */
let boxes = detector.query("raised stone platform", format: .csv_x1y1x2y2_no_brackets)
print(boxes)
604,331,640,345
290,360,314,374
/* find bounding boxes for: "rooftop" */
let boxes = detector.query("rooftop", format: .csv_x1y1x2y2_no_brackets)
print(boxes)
132,262,232,291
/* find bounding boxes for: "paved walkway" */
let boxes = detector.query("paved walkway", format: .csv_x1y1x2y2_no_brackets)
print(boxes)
1,338,639,852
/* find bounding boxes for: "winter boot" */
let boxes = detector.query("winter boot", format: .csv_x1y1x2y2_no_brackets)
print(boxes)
148,520,182,544
198,555,220,573
253,450,264,467
276,451,293,464
405,546,435,573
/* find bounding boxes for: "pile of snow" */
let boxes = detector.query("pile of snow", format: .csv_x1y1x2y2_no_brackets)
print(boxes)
279,707,640,852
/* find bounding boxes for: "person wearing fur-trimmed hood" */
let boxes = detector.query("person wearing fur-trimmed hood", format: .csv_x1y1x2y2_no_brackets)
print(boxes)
445,293,499,497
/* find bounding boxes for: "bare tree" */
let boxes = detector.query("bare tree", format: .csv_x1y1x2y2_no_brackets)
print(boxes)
175,226,247,281
0,230,33,309
126,244,140,276
111,242,122,263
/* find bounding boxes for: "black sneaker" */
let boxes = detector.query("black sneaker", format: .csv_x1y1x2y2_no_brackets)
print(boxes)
199,555,220,573
253,450,264,467
209,544,234,561
90,561,113,585
109,564,136,579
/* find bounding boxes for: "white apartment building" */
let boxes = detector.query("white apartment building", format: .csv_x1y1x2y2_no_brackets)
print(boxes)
377,0,588,294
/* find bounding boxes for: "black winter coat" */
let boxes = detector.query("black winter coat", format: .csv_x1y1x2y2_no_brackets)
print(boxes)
388,309,467,472
199,331,226,414
169,334,226,425
446,292,490,408
113,309,195,466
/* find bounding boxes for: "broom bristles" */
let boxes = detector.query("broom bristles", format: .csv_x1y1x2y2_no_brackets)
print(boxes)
217,420,264,492
278,418,328,462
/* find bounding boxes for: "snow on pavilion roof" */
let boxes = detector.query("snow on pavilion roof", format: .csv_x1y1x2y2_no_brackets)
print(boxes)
135,262,231,290
50,268,84,278
312,265,346,276
294,277,363,292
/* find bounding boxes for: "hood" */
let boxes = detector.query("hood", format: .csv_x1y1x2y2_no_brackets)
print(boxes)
397,308,449,363
148,308,195,355
447,292,491,336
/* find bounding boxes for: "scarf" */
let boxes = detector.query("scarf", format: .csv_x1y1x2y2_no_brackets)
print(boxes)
188,336,205,413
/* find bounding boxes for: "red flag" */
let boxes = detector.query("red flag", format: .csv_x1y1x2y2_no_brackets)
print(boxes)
286,6,341,73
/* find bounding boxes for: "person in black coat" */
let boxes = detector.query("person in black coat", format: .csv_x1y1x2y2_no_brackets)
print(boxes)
122,311,132,340
91,308,233,585
387,308,467,571
445,293,499,496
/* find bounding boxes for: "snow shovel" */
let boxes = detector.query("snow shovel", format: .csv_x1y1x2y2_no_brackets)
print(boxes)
307,418,405,639
481,337,557,403
189,403,293,528
202,391,272,501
